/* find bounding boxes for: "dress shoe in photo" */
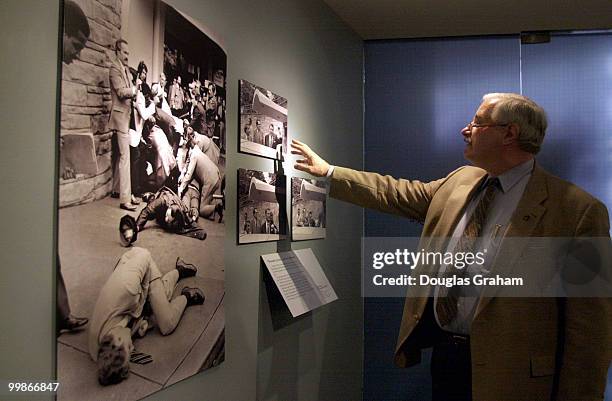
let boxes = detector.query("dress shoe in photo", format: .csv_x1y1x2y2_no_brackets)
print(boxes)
131,195,141,205
120,202,137,211
215,203,224,223
59,315,88,332
176,257,198,280
181,287,205,306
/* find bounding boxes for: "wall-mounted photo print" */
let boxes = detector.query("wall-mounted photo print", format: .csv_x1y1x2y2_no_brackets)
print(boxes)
57,1,226,400
238,168,287,243
291,177,326,241
239,79,287,159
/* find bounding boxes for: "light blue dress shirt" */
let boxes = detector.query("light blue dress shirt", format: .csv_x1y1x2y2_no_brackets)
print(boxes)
434,158,535,334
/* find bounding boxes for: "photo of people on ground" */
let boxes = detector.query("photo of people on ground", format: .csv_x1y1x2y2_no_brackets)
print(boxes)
58,1,226,399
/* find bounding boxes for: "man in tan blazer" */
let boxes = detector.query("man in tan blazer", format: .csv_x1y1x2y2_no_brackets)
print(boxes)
292,93,611,401
109,39,138,211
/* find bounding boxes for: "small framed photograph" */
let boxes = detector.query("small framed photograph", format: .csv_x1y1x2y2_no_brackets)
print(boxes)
238,168,287,244
291,177,326,241
239,79,287,160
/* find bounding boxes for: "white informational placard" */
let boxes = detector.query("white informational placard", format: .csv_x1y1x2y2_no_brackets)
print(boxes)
261,249,338,317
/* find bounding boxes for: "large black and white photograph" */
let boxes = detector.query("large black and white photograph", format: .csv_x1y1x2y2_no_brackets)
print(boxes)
239,79,287,159
58,1,226,400
238,168,287,244
291,177,326,241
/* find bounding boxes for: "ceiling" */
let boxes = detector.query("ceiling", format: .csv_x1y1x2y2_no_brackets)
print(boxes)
322,0,612,40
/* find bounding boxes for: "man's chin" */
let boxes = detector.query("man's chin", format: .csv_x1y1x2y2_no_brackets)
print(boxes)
463,147,473,160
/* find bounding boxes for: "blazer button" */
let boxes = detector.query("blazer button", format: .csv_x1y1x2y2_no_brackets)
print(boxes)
413,314,420,321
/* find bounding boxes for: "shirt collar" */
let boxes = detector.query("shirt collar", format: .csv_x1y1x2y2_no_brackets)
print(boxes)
490,158,535,193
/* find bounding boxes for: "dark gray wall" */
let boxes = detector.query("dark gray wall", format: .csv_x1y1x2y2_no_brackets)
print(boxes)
0,1,363,400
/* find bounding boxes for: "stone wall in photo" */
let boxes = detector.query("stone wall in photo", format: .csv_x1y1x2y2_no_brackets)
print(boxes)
60,0,122,207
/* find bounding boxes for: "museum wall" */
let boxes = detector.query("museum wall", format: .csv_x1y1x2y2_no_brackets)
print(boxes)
0,1,363,401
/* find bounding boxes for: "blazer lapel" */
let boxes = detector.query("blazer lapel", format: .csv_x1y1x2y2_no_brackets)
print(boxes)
475,164,548,316
431,174,487,241
123,65,131,87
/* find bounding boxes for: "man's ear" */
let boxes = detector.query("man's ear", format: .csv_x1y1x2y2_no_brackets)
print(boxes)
502,123,520,145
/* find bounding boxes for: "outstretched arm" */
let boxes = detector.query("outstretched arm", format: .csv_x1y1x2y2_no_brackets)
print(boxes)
290,138,444,222
178,150,197,197
136,197,164,231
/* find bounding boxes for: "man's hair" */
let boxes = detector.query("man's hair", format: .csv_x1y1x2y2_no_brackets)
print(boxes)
64,0,90,39
97,334,129,386
167,205,185,231
137,61,148,75
115,39,128,52
483,93,548,154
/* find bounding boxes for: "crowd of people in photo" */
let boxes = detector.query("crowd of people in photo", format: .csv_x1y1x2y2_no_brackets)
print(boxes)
241,117,284,150
107,38,226,237
241,207,280,235
295,206,325,228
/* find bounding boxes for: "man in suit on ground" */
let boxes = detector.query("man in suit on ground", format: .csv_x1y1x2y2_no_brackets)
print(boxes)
291,93,611,401
89,247,204,385
109,39,138,211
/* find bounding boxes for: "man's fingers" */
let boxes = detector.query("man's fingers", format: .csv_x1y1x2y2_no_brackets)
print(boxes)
294,162,309,172
290,149,304,155
291,139,311,153
291,143,305,153
294,160,314,173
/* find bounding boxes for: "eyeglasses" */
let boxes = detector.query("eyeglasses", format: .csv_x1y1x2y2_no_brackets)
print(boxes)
466,122,509,131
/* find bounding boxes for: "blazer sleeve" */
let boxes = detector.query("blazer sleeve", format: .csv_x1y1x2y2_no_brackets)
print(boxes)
110,64,135,100
135,92,155,120
136,197,164,231
329,166,448,223
556,200,612,401
178,151,197,197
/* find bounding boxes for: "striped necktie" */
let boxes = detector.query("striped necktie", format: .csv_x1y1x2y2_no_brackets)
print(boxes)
436,177,501,327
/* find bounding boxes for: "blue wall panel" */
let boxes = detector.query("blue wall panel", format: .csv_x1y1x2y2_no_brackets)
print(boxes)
363,36,520,400
522,33,612,228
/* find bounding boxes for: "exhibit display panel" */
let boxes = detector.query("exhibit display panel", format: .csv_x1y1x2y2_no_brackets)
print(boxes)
57,1,226,399
2,0,362,399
